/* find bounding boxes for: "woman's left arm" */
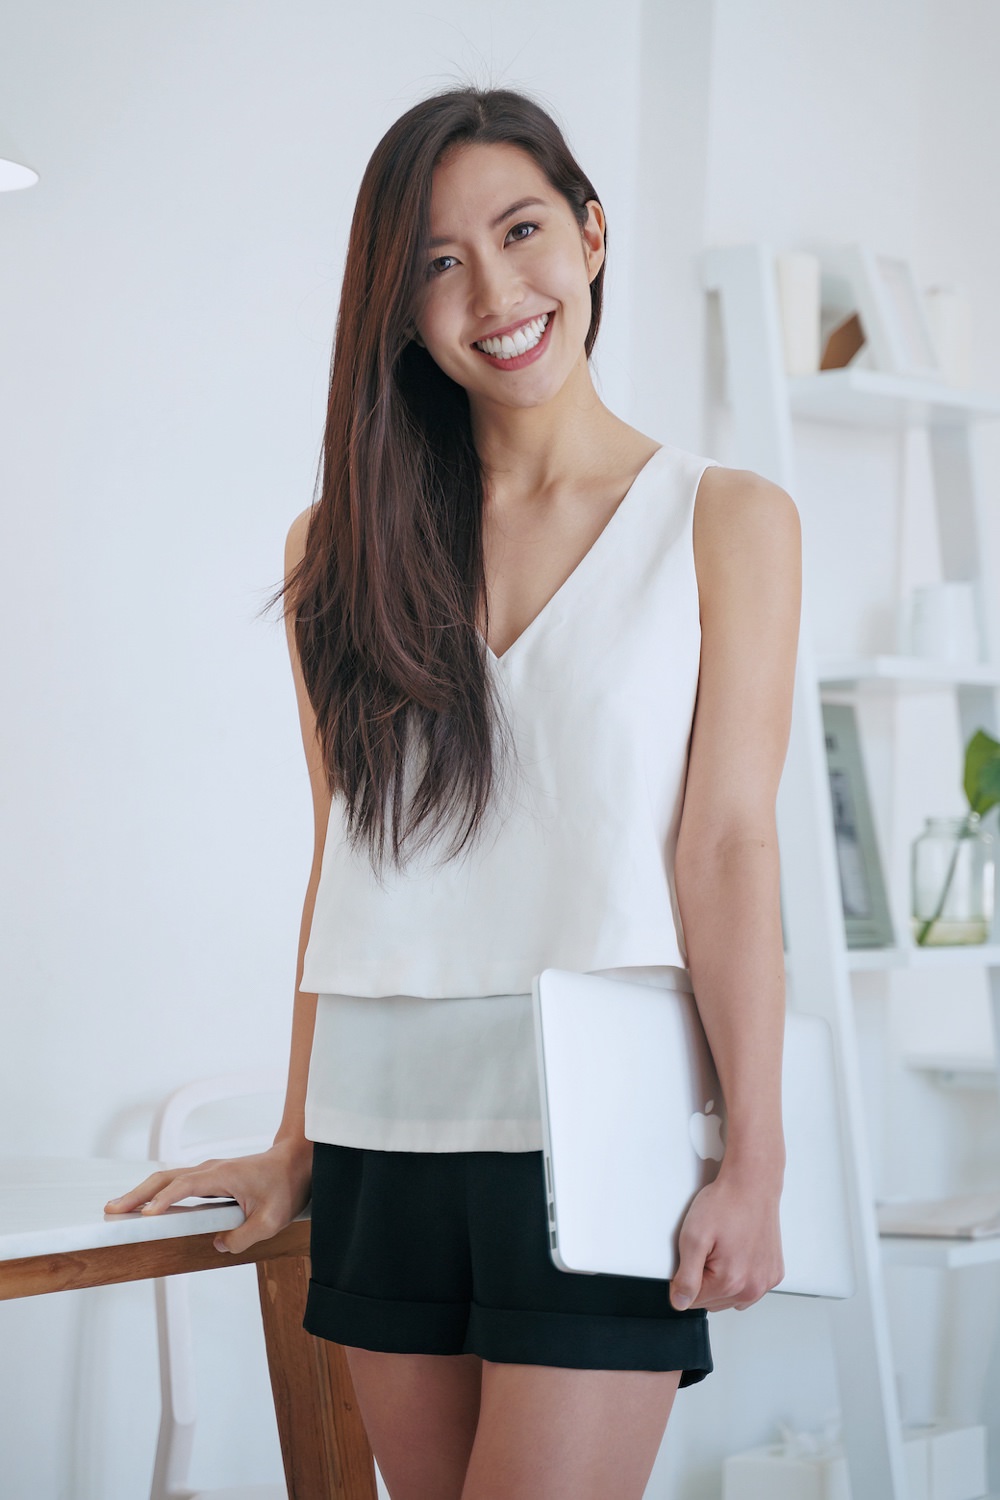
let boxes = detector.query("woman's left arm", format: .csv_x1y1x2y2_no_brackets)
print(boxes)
670,466,803,1313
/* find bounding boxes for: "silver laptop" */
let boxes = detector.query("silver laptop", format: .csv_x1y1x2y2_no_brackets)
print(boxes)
531,968,856,1299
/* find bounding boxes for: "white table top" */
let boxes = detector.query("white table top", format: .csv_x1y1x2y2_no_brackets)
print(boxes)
0,1157,250,1261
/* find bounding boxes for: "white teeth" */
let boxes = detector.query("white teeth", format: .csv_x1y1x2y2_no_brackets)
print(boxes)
475,312,549,359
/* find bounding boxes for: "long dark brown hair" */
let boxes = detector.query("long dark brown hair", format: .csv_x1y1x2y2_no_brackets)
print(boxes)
268,85,607,875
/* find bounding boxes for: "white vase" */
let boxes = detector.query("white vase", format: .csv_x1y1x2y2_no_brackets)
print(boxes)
924,284,972,386
775,252,821,376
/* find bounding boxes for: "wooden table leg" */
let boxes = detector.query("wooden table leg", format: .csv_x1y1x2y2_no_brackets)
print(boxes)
257,1254,378,1500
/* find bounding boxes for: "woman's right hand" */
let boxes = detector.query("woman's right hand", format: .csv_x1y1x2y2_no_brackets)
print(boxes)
103,1136,313,1255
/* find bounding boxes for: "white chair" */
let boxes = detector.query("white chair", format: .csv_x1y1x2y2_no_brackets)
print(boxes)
147,1068,289,1500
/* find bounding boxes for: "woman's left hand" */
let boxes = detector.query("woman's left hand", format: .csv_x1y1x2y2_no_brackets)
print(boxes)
669,1166,784,1312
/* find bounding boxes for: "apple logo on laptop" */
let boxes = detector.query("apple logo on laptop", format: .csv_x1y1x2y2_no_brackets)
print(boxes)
689,1099,726,1162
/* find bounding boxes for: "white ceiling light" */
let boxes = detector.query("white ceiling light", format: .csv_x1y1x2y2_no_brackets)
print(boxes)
0,126,38,191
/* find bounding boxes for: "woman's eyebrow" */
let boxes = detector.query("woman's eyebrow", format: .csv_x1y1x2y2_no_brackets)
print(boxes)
426,197,548,249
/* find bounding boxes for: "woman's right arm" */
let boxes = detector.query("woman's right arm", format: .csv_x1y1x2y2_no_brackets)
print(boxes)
270,502,333,1179
105,507,333,1254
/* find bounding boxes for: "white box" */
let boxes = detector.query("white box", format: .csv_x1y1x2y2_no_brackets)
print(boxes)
722,1423,986,1500
926,1422,987,1500
723,1428,929,1500
722,1444,850,1500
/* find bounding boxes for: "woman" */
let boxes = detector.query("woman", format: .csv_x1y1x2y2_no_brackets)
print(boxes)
108,85,800,1499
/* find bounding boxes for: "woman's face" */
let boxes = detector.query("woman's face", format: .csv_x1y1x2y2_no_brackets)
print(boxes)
411,141,605,412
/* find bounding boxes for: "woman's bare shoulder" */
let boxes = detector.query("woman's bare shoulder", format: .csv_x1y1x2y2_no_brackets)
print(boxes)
695,462,798,518
284,505,315,572
693,464,800,586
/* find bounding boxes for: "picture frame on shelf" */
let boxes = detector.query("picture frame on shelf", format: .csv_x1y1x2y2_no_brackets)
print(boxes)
817,243,942,379
822,703,895,948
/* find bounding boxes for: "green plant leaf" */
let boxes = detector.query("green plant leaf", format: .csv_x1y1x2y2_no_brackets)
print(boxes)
964,728,1000,817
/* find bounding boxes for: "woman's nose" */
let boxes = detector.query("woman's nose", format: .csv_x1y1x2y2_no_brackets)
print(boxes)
470,258,523,321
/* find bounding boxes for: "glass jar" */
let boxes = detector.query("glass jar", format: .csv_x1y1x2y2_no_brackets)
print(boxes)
911,812,995,945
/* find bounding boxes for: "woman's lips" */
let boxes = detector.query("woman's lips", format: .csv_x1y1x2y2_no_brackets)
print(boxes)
472,310,555,371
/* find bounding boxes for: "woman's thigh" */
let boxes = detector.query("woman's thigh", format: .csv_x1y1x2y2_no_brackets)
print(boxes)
343,1346,483,1500
460,1360,683,1500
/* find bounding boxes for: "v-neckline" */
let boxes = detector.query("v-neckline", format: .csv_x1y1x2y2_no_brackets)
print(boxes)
479,444,667,666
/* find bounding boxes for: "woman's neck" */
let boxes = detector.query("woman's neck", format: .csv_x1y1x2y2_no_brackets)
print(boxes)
469,368,637,502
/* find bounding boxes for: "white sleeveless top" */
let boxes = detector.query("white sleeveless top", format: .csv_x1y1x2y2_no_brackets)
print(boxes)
302,442,719,1152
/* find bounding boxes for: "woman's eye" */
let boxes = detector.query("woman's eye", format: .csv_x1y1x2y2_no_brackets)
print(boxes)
425,225,539,279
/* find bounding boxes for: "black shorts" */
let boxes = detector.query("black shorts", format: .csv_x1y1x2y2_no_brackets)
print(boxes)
303,1142,712,1386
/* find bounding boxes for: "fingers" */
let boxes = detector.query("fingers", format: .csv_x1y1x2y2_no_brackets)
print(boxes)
669,1252,707,1311
104,1164,233,1216
670,1244,775,1312
104,1169,179,1214
671,1181,784,1311
675,1265,780,1313
214,1204,288,1257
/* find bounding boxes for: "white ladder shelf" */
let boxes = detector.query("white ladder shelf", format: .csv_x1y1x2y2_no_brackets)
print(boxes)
702,241,1000,1500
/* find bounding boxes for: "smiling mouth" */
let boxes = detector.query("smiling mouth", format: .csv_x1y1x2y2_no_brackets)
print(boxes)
473,310,554,360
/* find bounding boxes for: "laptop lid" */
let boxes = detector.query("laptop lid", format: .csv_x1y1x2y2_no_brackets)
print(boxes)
531,968,856,1299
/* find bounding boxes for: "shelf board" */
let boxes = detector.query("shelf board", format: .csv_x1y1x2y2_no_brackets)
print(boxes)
904,1054,997,1089
880,1233,1000,1269
846,943,1000,970
816,654,1000,690
787,367,1000,427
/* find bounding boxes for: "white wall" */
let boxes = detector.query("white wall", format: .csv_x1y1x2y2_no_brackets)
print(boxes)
2,2,999,1497
0,3,646,1497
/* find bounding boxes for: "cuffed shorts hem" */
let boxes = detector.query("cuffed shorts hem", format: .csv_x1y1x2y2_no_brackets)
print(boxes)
304,1280,714,1385
305,1280,468,1355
